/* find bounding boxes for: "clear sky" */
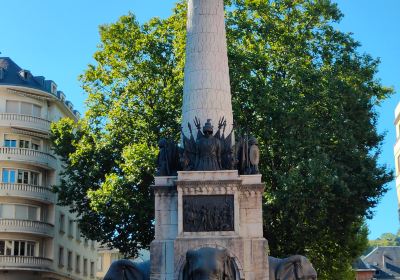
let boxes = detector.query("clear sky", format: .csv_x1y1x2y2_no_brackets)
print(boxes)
0,0,398,239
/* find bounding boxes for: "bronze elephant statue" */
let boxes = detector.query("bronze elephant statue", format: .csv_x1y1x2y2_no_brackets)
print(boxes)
269,255,317,280
104,259,150,280
181,247,238,280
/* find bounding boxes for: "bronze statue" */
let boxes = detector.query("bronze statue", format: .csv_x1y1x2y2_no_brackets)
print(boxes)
194,118,222,171
269,255,317,280
181,117,234,171
236,134,260,175
156,138,180,176
181,247,237,280
104,259,150,280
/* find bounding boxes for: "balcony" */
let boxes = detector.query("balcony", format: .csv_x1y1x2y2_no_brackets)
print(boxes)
0,147,58,170
0,113,51,133
0,256,52,271
0,219,54,237
0,183,55,204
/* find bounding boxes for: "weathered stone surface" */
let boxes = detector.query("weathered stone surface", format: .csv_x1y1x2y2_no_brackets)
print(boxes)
151,173,269,279
182,0,234,139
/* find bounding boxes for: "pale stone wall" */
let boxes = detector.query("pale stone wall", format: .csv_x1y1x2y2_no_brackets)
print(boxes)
0,84,97,280
182,0,234,139
151,172,269,280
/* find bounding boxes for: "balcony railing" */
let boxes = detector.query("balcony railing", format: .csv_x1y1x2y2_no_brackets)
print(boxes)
0,183,55,204
0,219,54,237
0,256,52,270
0,113,51,133
0,147,57,170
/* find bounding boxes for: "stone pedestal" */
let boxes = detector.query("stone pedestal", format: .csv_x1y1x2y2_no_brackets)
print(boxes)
150,171,269,280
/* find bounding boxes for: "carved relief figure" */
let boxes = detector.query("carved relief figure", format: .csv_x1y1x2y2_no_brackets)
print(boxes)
183,195,234,232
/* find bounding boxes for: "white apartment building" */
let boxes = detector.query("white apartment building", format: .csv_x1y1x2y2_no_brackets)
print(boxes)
395,102,400,222
0,57,97,280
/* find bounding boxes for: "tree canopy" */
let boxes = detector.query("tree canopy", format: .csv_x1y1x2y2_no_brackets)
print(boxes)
51,0,393,279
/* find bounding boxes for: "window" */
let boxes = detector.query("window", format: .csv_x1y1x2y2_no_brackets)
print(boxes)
19,139,30,149
31,138,40,150
97,256,103,271
21,102,32,115
76,225,81,242
13,241,25,256
58,247,64,267
5,101,19,114
17,170,29,184
67,251,73,271
76,254,81,273
0,204,39,221
2,169,40,185
5,100,41,117
0,240,36,256
0,204,14,219
83,258,88,276
26,242,35,256
90,261,95,277
32,105,41,117
59,213,65,233
2,169,16,183
4,135,17,148
68,219,74,238
30,172,39,186
3,134,42,151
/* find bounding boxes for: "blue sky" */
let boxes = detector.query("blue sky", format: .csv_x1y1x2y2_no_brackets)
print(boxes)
1,0,399,239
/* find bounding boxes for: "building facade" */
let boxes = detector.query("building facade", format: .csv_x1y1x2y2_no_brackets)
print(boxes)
0,57,97,280
394,103,400,221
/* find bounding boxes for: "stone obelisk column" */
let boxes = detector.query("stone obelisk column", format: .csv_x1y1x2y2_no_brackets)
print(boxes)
182,0,233,137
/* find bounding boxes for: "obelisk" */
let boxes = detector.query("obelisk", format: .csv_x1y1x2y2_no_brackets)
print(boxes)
182,0,233,137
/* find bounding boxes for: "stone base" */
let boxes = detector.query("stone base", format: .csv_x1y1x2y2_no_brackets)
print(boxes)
150,171,269,280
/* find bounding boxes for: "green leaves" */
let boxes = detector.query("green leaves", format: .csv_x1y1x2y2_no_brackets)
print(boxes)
51,0,393,275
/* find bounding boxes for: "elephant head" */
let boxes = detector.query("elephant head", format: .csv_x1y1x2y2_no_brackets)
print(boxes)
104,259,150,280
181,247,237,280
269,255,317,280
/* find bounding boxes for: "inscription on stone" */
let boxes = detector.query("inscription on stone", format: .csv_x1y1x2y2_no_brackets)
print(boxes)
183,195,234,232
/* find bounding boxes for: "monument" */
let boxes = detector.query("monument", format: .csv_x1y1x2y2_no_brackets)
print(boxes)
104,0,317,279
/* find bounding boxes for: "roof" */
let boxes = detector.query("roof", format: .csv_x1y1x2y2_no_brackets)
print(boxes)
353,257,374,270
0,57,80,119
0,57,52,92
362,246,400,279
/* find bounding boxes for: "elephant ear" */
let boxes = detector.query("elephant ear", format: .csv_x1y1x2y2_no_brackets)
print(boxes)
104,259,147,280
276,256,304,280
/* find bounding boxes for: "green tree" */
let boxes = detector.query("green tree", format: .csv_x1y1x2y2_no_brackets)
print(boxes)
51,0,393,278
367,231,400,253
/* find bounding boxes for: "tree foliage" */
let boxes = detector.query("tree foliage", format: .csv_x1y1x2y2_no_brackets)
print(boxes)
51,0,393,278
368,231,400,252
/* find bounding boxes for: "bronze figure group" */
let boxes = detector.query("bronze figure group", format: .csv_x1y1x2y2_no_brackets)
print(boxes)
156,117,260,176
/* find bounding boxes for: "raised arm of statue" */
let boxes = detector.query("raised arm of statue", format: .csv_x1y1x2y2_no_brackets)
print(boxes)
217,138,222,169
